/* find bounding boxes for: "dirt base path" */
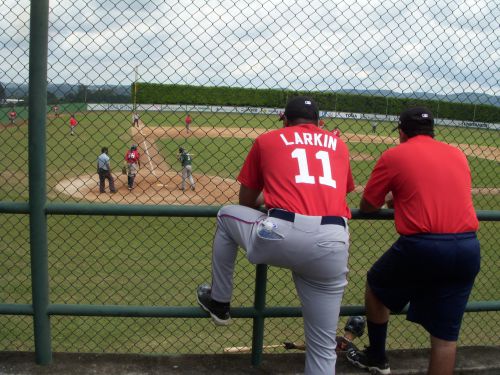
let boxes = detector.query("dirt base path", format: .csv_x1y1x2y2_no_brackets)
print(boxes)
54,123,499,204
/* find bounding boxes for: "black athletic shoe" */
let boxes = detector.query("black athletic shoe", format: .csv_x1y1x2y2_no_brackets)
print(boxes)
346,347,391,374
196,284,231,326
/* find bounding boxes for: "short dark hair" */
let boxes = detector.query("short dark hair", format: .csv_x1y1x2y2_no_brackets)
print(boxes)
101,147,108,153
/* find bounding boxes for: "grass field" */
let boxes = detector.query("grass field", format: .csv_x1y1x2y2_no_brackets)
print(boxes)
0,109,499,354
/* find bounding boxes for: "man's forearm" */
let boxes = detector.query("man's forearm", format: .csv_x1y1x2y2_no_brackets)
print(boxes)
359,197,381,213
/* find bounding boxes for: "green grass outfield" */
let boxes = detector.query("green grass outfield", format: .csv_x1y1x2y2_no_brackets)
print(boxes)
0,109,499,353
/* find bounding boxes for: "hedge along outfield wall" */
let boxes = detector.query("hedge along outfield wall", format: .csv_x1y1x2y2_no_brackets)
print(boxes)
134,83,500,124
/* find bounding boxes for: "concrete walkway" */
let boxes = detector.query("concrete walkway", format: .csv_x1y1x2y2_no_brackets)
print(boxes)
1,346,499,374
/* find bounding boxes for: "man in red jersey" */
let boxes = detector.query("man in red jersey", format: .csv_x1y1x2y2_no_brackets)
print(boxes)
69,114,77,135
319,118,325,129
197,96,355,375
347,107,480,375
124,144,141,190
185,113,192,134
8,110,17,125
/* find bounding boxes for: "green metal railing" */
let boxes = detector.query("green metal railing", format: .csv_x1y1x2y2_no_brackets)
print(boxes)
1,199,499,365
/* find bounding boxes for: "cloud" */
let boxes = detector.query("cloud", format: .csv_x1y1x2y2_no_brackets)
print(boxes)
1,0,499,97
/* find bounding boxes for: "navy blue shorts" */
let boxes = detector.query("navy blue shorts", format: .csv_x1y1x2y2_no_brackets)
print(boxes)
367,232,480,341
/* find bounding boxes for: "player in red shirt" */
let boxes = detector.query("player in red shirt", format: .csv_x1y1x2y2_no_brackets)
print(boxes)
332,127,341,137
318,118,325,129
347,107,480,375
8,110,17,125
124,144,141,190
197,97,355,375
69,114,78,135
185,113,192,134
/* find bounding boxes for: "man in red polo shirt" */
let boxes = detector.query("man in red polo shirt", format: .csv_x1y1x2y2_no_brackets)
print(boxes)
197,96,355,375
346,107,480,375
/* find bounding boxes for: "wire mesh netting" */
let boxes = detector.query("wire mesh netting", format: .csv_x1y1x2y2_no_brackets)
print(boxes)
0,0,499,355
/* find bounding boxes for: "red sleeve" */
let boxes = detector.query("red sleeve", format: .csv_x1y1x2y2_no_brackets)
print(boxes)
362,154,392,208
237,139,263,191
346,162,355,193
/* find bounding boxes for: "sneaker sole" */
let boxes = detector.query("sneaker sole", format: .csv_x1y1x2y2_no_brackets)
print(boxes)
196,294,231,326
347,356,391,375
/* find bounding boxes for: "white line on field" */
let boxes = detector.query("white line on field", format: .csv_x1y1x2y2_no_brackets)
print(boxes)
137,122,157,177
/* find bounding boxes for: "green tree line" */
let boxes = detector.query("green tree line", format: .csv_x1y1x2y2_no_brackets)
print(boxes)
135,83,500,123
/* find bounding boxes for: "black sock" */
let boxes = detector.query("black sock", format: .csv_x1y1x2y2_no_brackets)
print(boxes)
367,320,388,359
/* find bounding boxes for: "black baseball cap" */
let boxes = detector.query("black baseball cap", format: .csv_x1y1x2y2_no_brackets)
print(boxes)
282,96,319,122
396,106,434,135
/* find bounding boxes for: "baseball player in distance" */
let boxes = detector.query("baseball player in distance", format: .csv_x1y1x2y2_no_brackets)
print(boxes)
133,112,139,127
197,96,355,375
346,107,480,375
124,144,141,190
8,110,17,125
178,147,195,191
69,114,78,135
185,113,192,134
318,118,325,129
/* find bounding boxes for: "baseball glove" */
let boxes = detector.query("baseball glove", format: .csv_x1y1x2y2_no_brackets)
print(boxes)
121,166,127,175
335,335,358,352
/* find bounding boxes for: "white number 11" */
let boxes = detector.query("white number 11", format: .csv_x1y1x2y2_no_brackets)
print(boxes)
291,148,336,188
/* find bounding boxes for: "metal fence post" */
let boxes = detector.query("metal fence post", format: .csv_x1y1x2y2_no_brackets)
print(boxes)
28,0,52,365
251,264,268,366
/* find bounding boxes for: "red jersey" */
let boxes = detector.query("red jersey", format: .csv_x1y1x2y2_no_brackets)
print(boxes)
363,135,478,235
332,129,341,137
125,150,140,164
238,123,355,217
69,117,77,127
185,116,192,124
318,119,325,129
9,111,16,119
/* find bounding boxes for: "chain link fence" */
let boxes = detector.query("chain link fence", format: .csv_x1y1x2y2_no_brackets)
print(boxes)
1,0,499,358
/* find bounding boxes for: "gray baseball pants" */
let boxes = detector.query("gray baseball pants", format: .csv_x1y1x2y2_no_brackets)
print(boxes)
181,165,195,190
210,205,349,375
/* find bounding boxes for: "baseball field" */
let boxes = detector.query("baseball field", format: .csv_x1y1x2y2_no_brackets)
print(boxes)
0,108,498,354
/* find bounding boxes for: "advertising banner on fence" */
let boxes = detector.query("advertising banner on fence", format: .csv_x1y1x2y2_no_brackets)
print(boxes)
87,103,500,130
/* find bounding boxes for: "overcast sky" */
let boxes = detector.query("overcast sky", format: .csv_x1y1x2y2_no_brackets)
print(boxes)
1,0,498,96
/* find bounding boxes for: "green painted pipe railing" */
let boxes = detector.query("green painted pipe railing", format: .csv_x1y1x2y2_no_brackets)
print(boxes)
1,201,499,221
1,202,499,366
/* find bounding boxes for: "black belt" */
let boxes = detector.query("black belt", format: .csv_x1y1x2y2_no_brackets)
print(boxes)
269,209,345,227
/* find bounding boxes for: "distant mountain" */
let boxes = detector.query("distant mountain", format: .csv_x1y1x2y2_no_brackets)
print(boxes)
2,82,131,99
2,82,498,107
